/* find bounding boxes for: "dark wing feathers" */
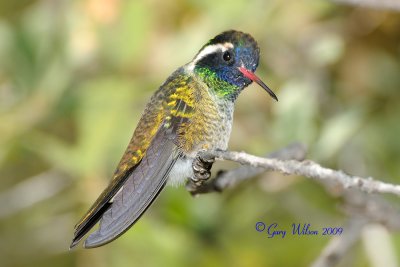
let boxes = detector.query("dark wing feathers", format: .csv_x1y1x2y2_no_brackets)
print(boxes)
70,124,180,248
70,69,194,249
83,128,179,248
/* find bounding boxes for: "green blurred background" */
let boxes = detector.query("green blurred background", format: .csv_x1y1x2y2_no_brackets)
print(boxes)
1,0,400,266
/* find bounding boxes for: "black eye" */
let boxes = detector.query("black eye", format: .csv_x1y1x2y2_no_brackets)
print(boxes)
223,51,232,62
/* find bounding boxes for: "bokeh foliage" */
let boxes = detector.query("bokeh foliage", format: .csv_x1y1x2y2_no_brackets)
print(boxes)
0,0,399,266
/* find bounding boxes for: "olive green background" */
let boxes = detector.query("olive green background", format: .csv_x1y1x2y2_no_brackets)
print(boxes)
0,0,399,266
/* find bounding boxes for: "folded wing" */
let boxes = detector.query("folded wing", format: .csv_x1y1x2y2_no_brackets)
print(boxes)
70,124,180,248
70,69,195,248
84,127,179,248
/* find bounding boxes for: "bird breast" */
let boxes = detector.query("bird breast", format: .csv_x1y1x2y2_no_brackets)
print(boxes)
168,99,234,187
177,93,234,158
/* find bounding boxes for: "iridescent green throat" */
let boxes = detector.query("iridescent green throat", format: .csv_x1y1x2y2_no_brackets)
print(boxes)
194,67,241,101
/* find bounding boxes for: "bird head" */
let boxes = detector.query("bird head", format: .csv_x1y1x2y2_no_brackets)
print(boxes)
191,30,277,101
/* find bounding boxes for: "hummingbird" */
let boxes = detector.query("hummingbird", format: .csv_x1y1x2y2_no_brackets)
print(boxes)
70,30,277,249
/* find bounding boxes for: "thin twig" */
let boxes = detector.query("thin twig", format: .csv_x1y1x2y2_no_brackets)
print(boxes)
186,143,307,194
190,150,400,197
310,217,368,267
186,145,400,267
314,176,400,231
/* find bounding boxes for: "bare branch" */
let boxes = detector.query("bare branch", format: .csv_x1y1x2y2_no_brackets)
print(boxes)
186,143,307,194
310,217,368,267
189,149,400,197
341,190,400,230
313,174,400,231
186,145,400,266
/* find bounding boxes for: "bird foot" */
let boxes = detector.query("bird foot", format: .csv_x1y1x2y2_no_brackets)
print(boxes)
190,151,215,186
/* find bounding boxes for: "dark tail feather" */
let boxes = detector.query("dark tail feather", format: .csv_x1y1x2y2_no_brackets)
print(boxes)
70,202,112,249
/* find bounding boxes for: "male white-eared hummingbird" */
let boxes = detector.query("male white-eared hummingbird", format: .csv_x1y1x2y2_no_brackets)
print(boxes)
70,30,277,249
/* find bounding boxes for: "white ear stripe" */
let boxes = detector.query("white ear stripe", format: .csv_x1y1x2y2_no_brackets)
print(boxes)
193,42,233,64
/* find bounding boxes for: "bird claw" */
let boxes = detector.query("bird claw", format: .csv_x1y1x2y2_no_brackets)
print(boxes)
191,151,215,186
